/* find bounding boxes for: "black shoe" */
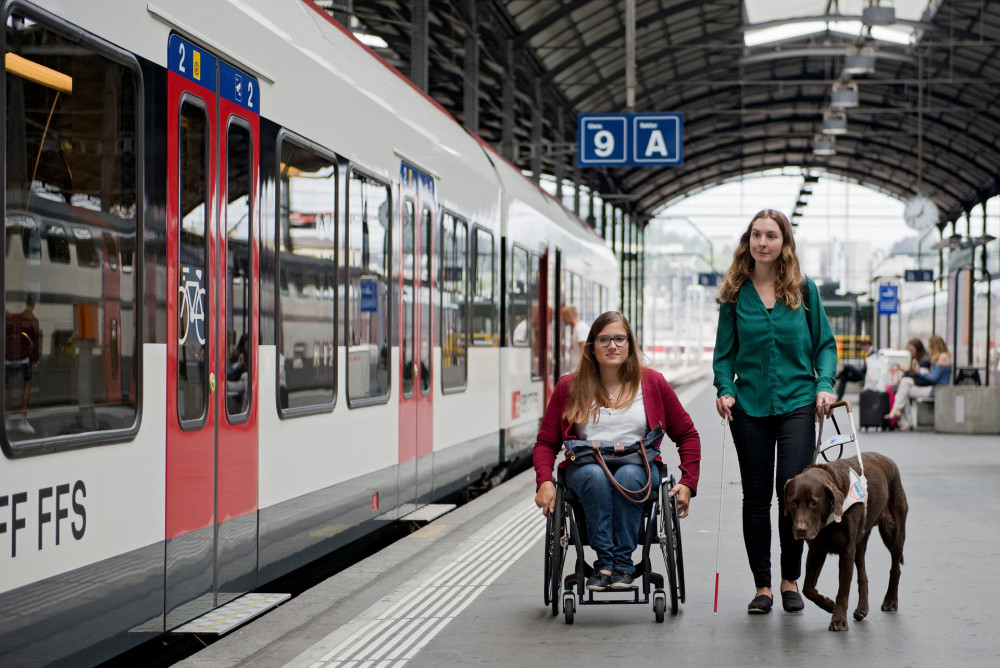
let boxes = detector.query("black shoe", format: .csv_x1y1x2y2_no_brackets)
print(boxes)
782,589,804,613
748,593,773,614
609,569,634,590
586,572,611,591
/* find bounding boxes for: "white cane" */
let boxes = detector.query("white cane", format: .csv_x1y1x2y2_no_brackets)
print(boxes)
714,418,728,615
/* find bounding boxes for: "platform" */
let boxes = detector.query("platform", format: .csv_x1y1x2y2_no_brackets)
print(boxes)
176,380,1000,667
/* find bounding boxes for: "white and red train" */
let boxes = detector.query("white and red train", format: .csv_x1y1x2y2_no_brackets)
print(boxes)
0,1,618,663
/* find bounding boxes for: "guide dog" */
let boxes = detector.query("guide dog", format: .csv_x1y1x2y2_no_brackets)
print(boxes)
784,452,907,631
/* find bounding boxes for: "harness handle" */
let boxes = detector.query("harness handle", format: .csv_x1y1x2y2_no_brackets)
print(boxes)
813,400,865,477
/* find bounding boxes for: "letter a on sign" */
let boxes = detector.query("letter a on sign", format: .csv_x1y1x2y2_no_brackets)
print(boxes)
645,130,668,157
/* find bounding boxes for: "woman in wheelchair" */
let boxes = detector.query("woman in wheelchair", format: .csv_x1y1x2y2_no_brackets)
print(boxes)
533,311,701,592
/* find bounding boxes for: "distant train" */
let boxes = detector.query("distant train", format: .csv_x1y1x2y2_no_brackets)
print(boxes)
0,1,617,664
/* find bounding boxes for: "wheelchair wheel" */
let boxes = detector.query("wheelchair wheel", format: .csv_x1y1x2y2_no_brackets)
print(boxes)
669,478,686,604
543,512,553,608
563,592,575,624
658,480,679,615
548,483,566,616
653,591,666,623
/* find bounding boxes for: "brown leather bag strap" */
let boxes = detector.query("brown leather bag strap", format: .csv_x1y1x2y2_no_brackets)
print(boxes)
591,442,652,504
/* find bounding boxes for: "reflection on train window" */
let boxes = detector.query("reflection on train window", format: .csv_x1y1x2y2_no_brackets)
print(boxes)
45,224,70,263
347,170,391,404
226,121,253,419
177,101,209,426
6,214,41,259
509,245,530,348
103,232,118,270
441,212,467,391
401,200,414,398
471,227,494,346
3,10,139,449
73,227,101,267
420,207,431,395
277,139,336,412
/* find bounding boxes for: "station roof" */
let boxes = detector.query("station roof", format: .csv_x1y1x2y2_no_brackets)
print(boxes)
334,1,1000,227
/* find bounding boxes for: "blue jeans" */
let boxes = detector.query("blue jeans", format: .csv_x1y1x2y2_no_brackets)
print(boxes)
564,462,660,575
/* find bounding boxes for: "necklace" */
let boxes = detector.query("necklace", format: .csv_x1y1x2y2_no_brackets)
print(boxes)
604,384,623,406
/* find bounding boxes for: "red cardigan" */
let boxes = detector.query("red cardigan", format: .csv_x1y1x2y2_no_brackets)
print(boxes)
533,368,701,494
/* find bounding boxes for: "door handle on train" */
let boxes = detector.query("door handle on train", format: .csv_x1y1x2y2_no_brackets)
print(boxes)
209,372,216,394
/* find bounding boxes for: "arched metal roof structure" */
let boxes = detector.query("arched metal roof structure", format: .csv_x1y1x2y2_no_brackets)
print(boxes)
328,1,1000,227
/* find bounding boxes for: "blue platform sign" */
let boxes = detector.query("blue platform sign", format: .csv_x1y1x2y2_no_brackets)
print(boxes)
578,113,683,167
698,272,723,287
904,269,933,282
360,278,378,313
877,283,899,316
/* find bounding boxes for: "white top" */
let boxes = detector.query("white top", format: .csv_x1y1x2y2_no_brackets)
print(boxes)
570,320,589,371
575,390,647,443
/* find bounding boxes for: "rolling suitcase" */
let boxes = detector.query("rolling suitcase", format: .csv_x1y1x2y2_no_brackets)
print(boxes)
859,389,890,431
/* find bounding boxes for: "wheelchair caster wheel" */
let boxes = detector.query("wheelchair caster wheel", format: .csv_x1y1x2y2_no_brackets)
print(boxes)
563,592,575,624
653,591,666,623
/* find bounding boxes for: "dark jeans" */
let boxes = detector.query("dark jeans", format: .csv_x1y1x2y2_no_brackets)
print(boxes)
835,364,866,400
730,403,815,589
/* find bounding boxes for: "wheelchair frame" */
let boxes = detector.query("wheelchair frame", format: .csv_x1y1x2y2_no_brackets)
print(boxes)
543,467,686,624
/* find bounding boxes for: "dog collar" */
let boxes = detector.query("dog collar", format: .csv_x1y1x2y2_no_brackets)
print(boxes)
825,467,868,526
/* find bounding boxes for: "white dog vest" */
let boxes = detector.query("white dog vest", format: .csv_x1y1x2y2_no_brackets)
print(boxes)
825,467,868,526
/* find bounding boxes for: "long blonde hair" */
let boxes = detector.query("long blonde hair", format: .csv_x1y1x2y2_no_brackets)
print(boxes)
718,209,804,309
562,311,643,424
928,335,949,364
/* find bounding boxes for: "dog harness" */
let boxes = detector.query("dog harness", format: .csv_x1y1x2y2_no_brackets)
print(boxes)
825,466,868,526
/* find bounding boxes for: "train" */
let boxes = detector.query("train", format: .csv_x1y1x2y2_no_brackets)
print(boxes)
0,1,619,664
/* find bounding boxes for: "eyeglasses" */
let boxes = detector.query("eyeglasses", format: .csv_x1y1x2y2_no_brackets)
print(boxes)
595,335,629,348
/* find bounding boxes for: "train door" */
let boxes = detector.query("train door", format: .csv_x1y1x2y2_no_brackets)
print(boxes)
539,248,554,404
398,163,435,509
164,35,260,628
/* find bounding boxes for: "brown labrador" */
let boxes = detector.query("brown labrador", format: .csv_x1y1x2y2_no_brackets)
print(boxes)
784,452,907,631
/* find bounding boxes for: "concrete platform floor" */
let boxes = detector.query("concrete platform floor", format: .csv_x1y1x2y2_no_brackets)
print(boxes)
178,380,1000,667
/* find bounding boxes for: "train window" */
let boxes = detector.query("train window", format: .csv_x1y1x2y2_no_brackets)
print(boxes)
509,245,530,347
102,232,118,270
177,101,210,427
347,169,390,404
277,138,337,413
529,252,541,380
3,9,140,453
471,227,494,346
44,224,70,264
225,120,253,420
73,227,101,267
420,207,432,396
402,200,415,398
441,211,467,392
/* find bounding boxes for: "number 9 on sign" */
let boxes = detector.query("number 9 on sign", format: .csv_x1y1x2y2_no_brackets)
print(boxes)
593,130,615,157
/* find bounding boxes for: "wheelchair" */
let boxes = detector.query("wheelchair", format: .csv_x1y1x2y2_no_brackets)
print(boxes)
543,464,685,623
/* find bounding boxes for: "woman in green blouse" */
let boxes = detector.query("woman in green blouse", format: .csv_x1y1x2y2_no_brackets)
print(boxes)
712,209,838,615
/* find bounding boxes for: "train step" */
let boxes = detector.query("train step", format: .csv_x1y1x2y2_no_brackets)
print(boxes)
169,593,291,635
400,503,457,523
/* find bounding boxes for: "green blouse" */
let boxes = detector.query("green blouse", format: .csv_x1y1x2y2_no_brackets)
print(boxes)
713,277,838,417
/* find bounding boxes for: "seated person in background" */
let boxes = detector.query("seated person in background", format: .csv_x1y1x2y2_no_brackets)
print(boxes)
886,334,952,431
835,339,873,400
906,337,931,373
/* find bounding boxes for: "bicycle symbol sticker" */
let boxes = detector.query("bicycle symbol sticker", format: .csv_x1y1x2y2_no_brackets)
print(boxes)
179,265,207,346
